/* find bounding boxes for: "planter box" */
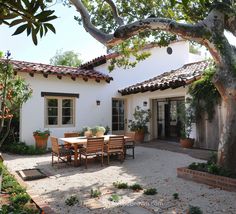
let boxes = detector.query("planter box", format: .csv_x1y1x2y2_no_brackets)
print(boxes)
177,167,236,192
34,135,49,149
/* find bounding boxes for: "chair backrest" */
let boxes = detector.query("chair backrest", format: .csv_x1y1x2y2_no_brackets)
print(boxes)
108,135,124,150
125,131,136,142
51,136,59,154
86,137,104,153
64,132,80,138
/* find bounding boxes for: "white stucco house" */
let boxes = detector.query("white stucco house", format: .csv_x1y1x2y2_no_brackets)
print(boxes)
8,40,213,148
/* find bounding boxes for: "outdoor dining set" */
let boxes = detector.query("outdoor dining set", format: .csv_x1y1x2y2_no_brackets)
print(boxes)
50,132,136,169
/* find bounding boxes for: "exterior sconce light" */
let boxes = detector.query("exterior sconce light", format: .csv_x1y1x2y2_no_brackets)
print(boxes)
143,101,147,107
96,100,101,106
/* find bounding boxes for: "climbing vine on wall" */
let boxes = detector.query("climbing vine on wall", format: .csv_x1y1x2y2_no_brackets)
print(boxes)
188,64,220,122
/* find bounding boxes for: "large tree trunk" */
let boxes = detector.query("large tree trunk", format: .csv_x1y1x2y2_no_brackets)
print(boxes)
214,65,236,173
217,98,236,172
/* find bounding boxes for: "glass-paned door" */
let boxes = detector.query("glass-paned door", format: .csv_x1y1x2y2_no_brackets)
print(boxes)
112,99,125,134
157,98,184,140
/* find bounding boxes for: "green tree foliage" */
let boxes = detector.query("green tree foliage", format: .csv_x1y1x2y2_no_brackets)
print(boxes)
0,0,57,45
50,50,83,67
189,65,220,121
0,52,32,146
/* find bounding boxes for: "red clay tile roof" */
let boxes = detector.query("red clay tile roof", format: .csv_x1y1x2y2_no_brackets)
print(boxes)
118,60,209,95
0,59,113,83
79,53,118,69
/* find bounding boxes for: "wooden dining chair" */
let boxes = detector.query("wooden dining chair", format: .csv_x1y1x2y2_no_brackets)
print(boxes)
64,132,81,150
104,135,125,165
79,137,104,169
124,131,136,159
51,136,74,166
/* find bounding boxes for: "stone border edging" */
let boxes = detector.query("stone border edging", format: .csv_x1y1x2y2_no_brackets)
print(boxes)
177,167,236,192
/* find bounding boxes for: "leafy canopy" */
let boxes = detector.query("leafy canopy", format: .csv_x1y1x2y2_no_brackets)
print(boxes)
50,50,83,67
0,0,57,45
71,0,223,70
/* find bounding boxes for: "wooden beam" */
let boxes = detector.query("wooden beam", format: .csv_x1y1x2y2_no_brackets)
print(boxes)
41,92,79,98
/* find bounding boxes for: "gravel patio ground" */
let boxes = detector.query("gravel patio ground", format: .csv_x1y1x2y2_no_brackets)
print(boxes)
2,146,236,214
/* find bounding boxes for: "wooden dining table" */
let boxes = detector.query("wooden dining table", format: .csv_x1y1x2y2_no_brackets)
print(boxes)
59,135,131,166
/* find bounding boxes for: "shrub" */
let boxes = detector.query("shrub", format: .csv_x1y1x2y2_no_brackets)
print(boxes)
188,205,203,214
10,192,30,205
1,142,47,155
65,195,79,206
173,193,179,199
129,183,143,191
108,194,122,202
113,181,128,189
188,162,236,178
0,163,39,213
207,152,217,165
143,188,157,195
90,188,101,198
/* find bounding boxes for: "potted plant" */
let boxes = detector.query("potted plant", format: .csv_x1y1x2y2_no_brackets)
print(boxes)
178,102,195,148
94,126,106,137
104,125,110,135
79,126,92,137
128,106,151,143
33,130,50,149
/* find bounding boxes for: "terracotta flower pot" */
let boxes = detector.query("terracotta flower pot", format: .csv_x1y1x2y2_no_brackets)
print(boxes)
34,135,49,149
135,131,145,143
84,130,92,138
96,131,104,137
180,138,194,148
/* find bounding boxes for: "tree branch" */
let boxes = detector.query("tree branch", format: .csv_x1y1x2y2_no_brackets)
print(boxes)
0,117,12,147
108,18,211,47
104,0,124,26
70,0,114,44
225,16,236,37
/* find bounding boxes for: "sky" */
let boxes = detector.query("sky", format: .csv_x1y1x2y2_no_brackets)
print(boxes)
1,3,107,64
1,3,236,65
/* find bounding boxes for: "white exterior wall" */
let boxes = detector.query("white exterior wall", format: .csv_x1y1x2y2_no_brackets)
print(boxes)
19,73,112,146
97,41,192,89
123,87,189,141
19,40,200,145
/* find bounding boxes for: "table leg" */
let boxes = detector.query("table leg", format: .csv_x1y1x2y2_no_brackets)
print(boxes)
73,144,79,167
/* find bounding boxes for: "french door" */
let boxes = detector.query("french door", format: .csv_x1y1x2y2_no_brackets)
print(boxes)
157,98,184,139
112,99,126,134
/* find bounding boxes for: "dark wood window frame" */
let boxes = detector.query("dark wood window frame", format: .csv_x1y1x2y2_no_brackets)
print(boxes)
41,92,79,98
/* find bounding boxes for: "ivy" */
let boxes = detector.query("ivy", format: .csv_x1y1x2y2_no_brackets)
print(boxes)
188,64,220,121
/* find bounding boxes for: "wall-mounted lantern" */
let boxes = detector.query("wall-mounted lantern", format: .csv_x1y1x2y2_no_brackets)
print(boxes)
96,100,101,106
143,101,148,107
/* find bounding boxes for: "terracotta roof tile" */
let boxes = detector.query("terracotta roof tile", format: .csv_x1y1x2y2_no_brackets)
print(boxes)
0,59,113,83
79,53,118,69
118,60,209,95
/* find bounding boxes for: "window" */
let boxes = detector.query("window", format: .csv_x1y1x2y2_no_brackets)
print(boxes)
45,97,75,127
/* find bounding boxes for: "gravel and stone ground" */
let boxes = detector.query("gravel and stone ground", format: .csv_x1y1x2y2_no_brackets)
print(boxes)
2,146,236,214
